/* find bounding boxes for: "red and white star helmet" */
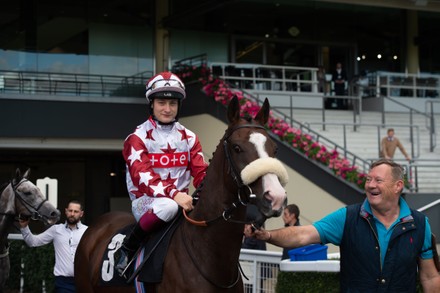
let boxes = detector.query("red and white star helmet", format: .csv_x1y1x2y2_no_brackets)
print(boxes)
145,72,186,104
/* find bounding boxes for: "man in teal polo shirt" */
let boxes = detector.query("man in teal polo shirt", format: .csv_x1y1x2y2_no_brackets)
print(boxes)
251,159,440,292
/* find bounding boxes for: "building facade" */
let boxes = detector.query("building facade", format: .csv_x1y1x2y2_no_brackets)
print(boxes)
1,0,439,222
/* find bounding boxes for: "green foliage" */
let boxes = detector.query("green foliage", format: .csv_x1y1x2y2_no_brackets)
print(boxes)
276,272,340,293
6,240,55,293
276,271,424,292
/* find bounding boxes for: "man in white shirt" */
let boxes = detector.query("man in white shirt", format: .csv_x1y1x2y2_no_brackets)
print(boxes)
19,200,88,293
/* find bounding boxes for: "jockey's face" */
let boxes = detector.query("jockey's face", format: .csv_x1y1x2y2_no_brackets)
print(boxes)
152,98,179,124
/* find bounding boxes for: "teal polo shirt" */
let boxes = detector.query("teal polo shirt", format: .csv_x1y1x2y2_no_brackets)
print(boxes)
313,197,433,266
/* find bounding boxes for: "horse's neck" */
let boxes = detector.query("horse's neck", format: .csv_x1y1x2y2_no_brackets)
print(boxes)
0,185,15,252
189,141,245,249
196,143,235,214
0,220,11,253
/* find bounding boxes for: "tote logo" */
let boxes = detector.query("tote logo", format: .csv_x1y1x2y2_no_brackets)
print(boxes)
148,153,188,168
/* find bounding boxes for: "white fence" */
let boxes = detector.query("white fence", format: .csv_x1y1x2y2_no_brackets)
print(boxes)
239,249,282,293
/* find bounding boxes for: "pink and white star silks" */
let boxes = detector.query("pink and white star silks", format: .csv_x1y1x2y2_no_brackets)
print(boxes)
122,116,207,222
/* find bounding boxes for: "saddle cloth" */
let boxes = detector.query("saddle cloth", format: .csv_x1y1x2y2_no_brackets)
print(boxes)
99,214,182,286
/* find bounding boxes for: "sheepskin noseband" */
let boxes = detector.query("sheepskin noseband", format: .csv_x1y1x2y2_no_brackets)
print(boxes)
240,157,288,186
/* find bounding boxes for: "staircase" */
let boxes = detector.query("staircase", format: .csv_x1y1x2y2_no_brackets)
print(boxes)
275,107,440,193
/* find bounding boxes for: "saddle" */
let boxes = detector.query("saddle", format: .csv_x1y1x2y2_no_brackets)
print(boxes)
99,213,182,286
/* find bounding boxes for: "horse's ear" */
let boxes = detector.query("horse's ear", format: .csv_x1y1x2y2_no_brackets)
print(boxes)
23,168,30,179
254,98,270,125
227,96,240,124
13,168,22,185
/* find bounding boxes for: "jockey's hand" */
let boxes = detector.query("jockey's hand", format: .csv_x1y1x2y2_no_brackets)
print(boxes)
174,192,194,212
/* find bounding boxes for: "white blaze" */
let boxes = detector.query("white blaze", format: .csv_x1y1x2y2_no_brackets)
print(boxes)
249,133,269,158
248,133,286,211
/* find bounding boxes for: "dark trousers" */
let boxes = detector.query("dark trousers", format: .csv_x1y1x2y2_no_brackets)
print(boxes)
55,276,76,293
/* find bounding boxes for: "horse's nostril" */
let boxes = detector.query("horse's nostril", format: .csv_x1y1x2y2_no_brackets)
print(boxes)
51,210,61,218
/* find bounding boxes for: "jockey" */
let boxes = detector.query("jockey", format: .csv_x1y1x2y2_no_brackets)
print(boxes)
114,71,208,276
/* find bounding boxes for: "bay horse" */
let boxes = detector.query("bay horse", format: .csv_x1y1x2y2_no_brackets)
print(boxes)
75,97,288,292
0,168,61,291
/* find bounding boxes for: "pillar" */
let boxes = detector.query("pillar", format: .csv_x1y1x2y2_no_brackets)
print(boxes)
155,0,169,73
406,10,419,74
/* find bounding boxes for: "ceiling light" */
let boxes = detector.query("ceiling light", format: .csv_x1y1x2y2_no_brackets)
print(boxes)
288,26,300,37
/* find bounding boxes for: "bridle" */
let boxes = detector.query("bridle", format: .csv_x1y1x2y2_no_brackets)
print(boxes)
0,179,50,225
181,123,267,289
183,123,266,227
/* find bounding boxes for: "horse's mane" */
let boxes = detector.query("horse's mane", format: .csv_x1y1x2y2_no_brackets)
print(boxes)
0,182,8,194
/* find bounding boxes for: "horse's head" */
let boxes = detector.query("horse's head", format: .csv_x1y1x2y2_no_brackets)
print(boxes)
224,97,288,221
11,169,60,226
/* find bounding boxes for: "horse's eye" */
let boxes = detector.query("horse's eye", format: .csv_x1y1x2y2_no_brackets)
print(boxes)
24,192,32,196
233,144,242,153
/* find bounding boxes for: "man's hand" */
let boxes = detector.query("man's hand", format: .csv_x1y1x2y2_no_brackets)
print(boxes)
174,192,194,212
252,227,272,242
18,217,30,228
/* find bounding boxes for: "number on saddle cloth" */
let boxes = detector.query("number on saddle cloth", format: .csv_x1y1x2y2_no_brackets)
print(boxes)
99,216,182,286
99,224,135,286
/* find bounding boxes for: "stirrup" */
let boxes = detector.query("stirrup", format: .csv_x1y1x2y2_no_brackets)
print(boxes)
120,256,136,279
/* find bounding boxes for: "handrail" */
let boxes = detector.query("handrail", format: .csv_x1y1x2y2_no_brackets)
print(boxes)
244,90,372,176
373,71,440,99
209,62,319,93
0,70,151,98
305,122,420,159
417,199,440,212
425,100,439,151
382,96,435,155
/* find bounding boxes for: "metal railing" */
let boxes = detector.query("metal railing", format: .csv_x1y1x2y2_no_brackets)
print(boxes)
239,249,281,293
243,89,372,177
382,96,434,154
0,70,152,98
373,71,440,98
209,62,319,93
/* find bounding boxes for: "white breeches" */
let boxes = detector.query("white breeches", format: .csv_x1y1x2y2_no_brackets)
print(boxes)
131,195,179,223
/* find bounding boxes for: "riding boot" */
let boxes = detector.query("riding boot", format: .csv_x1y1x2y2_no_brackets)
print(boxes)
114,223,147,276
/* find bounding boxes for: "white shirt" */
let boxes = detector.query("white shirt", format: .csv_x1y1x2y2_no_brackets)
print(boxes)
20,221,88,277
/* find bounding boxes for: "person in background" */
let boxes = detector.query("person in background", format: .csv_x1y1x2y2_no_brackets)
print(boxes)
250,159,440,292
114,71,208,277
281,204,301,260
380,128,411,161
19,200,87,293
331,62,348,109
317,65,327,94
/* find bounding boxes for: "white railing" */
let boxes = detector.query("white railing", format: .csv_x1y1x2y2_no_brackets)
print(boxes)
374,71,440,98
239,249,282,293
209,62,320,94
417,198,440,212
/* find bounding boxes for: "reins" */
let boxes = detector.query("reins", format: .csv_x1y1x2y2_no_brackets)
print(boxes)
182,200,250,227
